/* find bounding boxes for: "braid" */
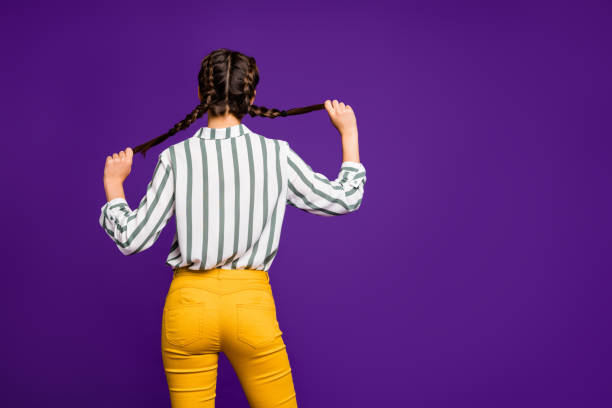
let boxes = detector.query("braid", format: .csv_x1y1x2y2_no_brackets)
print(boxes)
248,103,325,118
131,48,327,159
132,101,209,158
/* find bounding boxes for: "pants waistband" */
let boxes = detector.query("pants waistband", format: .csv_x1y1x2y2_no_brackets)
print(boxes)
173,267,270,282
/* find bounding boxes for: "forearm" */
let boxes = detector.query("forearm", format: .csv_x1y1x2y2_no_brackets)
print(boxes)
104,178,126,202
341,130,360,163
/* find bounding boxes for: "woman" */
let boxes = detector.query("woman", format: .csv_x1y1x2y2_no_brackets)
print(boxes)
99,48,367,407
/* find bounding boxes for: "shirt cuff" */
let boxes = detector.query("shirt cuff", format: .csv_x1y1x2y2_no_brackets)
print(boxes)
341,161,365,172
339,162,366,188
102,197,128,211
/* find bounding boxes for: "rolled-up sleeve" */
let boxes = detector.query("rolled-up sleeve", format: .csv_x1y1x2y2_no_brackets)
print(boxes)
99,152,175,255
286,143,367,216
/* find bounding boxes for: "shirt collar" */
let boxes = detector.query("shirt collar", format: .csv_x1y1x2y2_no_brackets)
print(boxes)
194,123,252,140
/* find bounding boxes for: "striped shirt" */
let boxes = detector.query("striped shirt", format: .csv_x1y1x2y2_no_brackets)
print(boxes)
99,123,367,272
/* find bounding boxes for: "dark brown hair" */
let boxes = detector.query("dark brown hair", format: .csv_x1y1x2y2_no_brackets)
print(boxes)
133,48,324,158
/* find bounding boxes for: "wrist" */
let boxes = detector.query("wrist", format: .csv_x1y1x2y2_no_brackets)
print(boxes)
104,177,124,186
340,129,358,139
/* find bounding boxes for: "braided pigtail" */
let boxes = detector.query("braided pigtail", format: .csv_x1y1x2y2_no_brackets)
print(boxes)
242,55,325,118
248,103,325,118
132,101,209,158
133,55,217,158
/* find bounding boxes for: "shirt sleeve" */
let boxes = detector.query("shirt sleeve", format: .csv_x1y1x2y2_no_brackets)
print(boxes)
285,142,367,216
99,151,175,255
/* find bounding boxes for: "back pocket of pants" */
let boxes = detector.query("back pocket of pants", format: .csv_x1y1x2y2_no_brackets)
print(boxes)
236,304,283,348
164,303,206,347
163,287,210,347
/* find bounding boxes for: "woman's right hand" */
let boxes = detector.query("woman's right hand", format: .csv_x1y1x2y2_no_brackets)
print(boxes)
324,99,358,136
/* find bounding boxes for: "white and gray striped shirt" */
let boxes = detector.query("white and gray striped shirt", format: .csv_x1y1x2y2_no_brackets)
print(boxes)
99,123,367,272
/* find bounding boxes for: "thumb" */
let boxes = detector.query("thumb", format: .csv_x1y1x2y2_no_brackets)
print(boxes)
324,99,334,114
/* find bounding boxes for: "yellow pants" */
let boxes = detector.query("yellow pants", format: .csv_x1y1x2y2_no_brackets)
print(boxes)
161,267,298,407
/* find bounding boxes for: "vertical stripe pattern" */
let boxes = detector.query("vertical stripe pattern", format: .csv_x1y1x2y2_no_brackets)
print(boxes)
99,123,367,272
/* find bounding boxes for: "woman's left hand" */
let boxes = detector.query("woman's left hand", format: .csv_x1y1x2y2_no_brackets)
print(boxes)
104,147,133,184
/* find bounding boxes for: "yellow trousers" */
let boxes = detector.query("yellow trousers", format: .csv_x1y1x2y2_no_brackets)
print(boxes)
161,267,298,407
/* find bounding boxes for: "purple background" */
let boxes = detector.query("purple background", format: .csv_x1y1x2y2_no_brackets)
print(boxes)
2,0,611,406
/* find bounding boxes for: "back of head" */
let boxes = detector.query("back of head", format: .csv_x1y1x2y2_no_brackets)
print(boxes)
133,48,324,158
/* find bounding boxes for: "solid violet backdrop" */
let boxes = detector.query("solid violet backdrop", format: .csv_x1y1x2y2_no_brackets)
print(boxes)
2,0,610,407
